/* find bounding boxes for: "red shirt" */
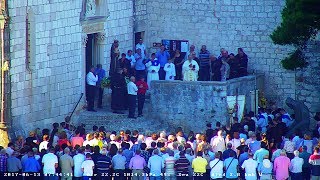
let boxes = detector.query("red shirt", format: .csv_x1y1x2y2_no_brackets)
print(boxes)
135,81,148,95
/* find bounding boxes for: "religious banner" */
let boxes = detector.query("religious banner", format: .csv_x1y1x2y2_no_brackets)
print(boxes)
227,95,246,121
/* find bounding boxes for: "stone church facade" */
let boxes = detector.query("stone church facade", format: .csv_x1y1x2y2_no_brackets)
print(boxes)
0,0,318,139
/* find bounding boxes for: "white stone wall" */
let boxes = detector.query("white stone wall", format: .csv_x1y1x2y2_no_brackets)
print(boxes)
143,0,296,108
103,0,134,75
9,0,84,135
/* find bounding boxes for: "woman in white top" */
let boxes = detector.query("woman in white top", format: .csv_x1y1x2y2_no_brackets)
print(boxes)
210,152,224,179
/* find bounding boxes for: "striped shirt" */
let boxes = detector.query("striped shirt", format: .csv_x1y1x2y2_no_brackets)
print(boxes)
165,156,176,175
198,50,210,68
174,155,190,174
96,155,111,173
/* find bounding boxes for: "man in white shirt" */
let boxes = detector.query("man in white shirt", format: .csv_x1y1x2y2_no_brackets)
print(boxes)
73,147,86,179
81,153,95,179
136,38,147,59
6,142,15,157
290,150,304,179
241,153,258,180
126,50,136,74
86,66,98,112
210,130,226,153
127,76,138,119
42,147,58,177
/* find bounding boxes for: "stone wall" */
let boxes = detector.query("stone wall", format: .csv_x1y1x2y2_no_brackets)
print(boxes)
142,0,297,109
150,75,257,133
8,0,134,136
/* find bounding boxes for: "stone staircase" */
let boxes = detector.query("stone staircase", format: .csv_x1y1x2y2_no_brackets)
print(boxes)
75,93,167,133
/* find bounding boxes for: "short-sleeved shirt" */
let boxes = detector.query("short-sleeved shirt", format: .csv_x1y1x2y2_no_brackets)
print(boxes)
223,157,239,179
241,158,258,180
42,153,58,174
210,159,224,179
81,159,95,176
192,157,208,173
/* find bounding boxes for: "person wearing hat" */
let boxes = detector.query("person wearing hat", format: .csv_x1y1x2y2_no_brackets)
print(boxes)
274,150,290,180
110,68,127,114
257,155,273,180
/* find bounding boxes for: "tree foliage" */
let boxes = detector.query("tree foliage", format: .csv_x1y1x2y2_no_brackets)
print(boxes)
270,0,320,70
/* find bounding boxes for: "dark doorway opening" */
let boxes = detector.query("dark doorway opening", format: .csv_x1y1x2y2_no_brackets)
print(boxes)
85,34,95,101
135,31,145,47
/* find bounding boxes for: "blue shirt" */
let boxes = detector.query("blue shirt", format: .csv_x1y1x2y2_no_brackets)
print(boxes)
95,68,106,85
156,50,170,67
23,157,41,172
249,141,261,154
134,53,145,70
148,155,165,176
122,149,134,168
239,152,249,166
257,160,273,174
223,157,239,179
112,154,126,170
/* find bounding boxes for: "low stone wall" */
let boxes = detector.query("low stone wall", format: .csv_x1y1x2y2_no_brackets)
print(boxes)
150,75,261,133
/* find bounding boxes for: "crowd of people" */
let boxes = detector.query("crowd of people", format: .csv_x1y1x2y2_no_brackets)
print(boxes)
85,39,249,116
1,106,320,180
109,39,249,85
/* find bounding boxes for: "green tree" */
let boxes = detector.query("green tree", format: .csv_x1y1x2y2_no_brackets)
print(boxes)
270,0,320,70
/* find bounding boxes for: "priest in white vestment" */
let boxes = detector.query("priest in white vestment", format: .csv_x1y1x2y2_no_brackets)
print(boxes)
145,53,160,88
182,55,199,81
164,60,176,81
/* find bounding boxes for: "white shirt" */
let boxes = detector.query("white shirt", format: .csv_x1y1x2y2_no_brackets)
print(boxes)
39,141,49,152
126,54,136,67
210,159,224,179
290,157,304,173
81,159,95,176
42,153,58,174
136,43,146,59
164,62,176,80
86,72,98,86
230,138,241,152
73,153,86,177
210,136,226,153
284,140,295,153
241,158,258,180
127,81,138,95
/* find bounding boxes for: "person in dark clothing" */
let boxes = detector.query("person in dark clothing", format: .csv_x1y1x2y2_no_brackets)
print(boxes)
228,53,239,79
205,123,214,143
117,53,131,72
109,40,120,76
231,117,241,135
222,143,236,160
198,45,210,81
243,114,256,132
110,68,127,114
95,64,106,108
235,48,248,77
172,50,184,80
210,55,222,81
135,77,148,117
175,151,190,180
96,149,112,180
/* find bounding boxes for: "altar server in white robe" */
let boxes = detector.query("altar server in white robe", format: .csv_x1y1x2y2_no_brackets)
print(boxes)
145,53,160,88
182,55,199,81
164,59,176,81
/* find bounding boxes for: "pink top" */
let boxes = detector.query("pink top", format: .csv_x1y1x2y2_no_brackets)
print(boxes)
71,136,84,148
274,156,291,180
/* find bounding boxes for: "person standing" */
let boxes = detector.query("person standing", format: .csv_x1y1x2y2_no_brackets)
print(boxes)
73,148,86,180
210,55,222,81
182,55,199,81
81,153,95,180
235,48,248,77
223,152,239,180
172,50,183,80
95,64,106,109
274,150,291,180
241,153,258,180
22,151,41,180
257,155,273,180
127,76,138,118
135,77,148,117
134,48,146,79
42,147,59,180
86,66,98,112
290,150,304,180
129,149,146,180
175,151,190,180
145,53,160,89
192,151,208,180
309,146,320,180
110,68,127,114
198,45,210,81
126,50,136,76
136,38,147,60
209,152,224,180
96,149,112,180
59,147,74,180
148,149,165,180
299,145,311,180
110,40,120,76
164,59,176,81
156,45,170,80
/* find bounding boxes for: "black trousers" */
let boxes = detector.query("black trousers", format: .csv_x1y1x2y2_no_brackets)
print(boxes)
199,67,210,81
159,67,165,80
137,94,145,115
135,70,146,79
87,85,96,110
302,167,311,180
128,94,137,117
113,169,125,180
97,87,104,108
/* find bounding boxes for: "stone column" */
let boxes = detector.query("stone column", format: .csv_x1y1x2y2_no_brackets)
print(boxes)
95,32,106,65
81,33,88,96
